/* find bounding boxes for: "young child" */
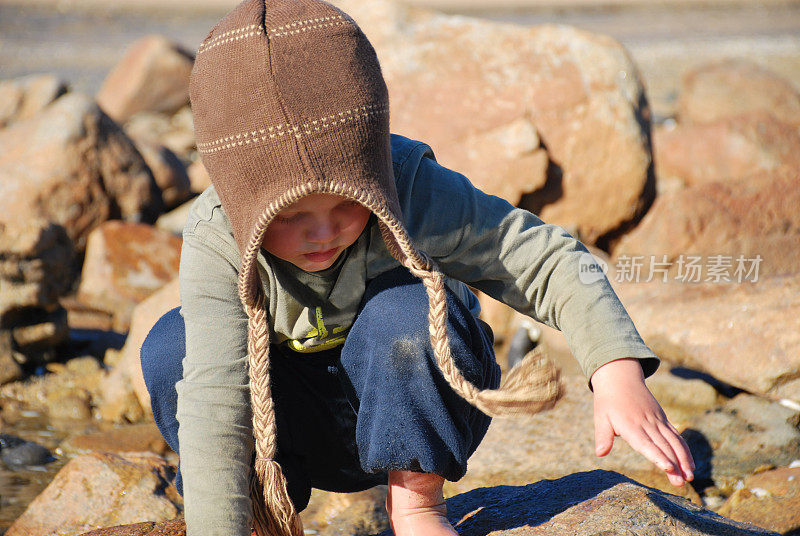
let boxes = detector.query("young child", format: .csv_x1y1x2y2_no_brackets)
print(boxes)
140,0,695,535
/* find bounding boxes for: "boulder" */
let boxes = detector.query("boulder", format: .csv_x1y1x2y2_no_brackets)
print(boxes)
334,0,653,245
678,59,800,127
0,219,75,321
78,518,185,536
130,141,191,209
396,471,778,535
302,487,389,536
96,35,194,123
448,375,702,504
0,73,68,128
0,219,75,366
0,356,105,427
682,394,800,489
59,423,168,457
76,222,181,331
6,452,182,536
653,112,800,188
0,332,24,385
614,274,800,400
75,472,779,536
717,466,800,534
0,92,163,250
124,108,196,161
98,278,180,419
612,170,800,279
186,159,211,193
156,201,192,236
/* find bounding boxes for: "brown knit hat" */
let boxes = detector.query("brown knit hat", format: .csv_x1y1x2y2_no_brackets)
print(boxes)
190,1,561,534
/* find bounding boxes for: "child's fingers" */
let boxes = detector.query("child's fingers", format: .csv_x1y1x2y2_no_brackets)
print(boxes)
623,425,682,478
657,421,695,479
593,414,615,457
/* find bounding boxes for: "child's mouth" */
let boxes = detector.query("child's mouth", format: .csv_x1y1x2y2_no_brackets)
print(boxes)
303,247,339,262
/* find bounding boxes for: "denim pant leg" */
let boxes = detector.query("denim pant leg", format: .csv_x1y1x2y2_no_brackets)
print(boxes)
339,267,501,482
140,306,185,495
140,307,383,510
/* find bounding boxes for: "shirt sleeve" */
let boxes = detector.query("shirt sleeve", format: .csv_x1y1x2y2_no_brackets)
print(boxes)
399,151,659,382
177,226,254,536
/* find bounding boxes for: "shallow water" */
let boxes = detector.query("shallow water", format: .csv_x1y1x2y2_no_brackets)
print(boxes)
0,409,70,535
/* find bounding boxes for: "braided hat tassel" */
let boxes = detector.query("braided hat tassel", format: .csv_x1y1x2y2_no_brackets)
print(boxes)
246,297,304,536
380,223,564,418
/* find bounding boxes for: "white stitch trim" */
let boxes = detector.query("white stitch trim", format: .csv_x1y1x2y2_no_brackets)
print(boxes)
199,24,259,50
268,20,348,38
270,15,343,32
197,104,388,155
197,25,265,55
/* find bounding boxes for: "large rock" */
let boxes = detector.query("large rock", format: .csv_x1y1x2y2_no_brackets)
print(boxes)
391,471,778,535
6,452,182,536
653,112,800,188
0,219,75,320
77,222,181,331
97,35,194,124
302,487,389,536
678,59,800,127
682,394,800,489
612,170,800,279
130,141,191,210
614,274,800,400
0,356,104,425
75,472,778,536
124,107,196,161
0,92,163,250
99,278,179,421
448,375,701,504
0,74,68,128
186,159,211,194
717,466,800,534
0,219,75,366
334,0,654,245
78,517,185,536
59,423,168,457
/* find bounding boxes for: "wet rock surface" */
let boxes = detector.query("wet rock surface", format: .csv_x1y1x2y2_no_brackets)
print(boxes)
6,452,182,536
0,433,54,468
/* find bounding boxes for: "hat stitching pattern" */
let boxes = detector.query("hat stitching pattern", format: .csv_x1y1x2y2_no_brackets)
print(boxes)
197,104,389,154
197,14,347,55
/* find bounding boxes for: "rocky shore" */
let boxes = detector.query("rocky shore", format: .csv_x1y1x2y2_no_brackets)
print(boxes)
1,0,799,534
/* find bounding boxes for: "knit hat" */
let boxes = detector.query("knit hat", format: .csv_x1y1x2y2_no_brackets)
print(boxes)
190,1,562,534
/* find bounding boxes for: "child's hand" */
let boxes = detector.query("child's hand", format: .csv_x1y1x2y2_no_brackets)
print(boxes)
589,358,695,487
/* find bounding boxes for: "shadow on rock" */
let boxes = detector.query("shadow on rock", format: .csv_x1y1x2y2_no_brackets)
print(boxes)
409,470,776,536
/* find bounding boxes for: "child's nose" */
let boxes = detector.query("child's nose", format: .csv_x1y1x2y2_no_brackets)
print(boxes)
306,217,339,243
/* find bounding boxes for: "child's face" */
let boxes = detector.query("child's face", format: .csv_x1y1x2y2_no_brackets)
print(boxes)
261,193,371,272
